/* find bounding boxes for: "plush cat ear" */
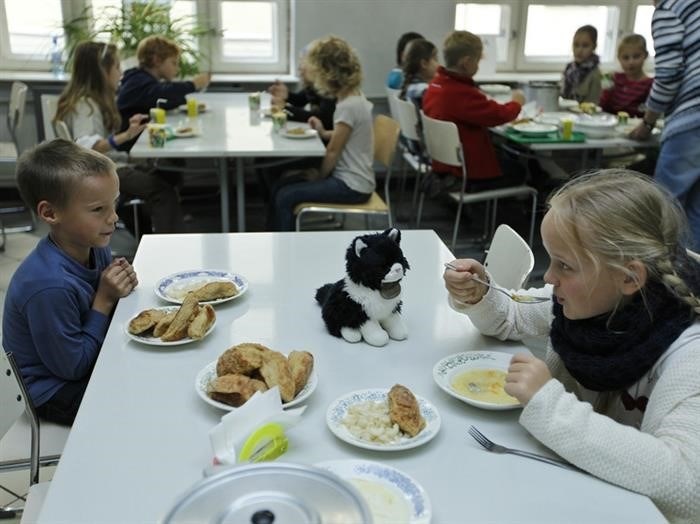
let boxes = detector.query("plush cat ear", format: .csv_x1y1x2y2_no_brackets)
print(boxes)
384,228,401,244
354,238,368,258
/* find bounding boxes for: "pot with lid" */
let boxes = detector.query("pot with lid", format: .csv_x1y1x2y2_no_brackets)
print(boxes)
528,81,560,113
162,462,373,524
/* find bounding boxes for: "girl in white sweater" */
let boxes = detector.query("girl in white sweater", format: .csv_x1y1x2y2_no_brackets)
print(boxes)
444,170,700,523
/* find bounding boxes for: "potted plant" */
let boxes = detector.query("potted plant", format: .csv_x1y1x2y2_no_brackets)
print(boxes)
63,0,219,76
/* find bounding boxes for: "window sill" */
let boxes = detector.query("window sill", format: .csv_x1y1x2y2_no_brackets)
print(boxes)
474,72,561,84
0,71,299,84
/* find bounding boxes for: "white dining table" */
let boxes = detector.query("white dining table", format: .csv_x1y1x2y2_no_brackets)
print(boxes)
129,93,326,232
35,230,665,523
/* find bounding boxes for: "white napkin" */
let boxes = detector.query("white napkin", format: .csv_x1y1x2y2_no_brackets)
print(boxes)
518,101,539,120
209,386,305,465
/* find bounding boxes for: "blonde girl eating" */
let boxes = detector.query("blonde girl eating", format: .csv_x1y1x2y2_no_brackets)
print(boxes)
444,170,700,523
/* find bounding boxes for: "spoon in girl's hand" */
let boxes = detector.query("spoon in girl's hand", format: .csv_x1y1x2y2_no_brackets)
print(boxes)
444,262,550,304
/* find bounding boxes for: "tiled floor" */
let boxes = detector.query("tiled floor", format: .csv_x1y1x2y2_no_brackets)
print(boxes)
0,170,549,518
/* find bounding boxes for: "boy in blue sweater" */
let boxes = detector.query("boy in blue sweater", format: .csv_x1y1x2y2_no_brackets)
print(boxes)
2,139,138,425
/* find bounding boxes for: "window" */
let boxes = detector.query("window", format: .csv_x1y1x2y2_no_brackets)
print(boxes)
0,0,65,69
0,0,290,74
455,2,512,66
633,5,655,58
522,4,620,65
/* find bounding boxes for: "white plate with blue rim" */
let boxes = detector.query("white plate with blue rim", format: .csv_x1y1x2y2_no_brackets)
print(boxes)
316,459,432,524
195,359,318,411
124,306,216,346
326,388,441,452
432,351,521,410
155,269,248,305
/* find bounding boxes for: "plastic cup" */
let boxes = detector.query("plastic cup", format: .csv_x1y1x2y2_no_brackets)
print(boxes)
561,118,574,140
248,92,261,111
271,111,287,133
186,96,199,118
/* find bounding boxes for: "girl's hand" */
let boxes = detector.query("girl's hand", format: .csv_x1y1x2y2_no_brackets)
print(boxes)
308,116,325,133
443,259,488,304
126,114,149,140
505,353,552,405
268,80,288,101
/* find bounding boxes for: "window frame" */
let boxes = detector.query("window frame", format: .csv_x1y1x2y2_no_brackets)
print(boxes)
454,0,655,73
0,0,292,75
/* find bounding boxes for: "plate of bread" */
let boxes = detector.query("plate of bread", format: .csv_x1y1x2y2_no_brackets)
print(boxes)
326,386,441,452
281,127,317,139
196,343,317,410
155,269,248,305
126,292,216,346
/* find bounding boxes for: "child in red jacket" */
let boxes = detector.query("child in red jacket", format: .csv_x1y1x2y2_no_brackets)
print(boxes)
423,31,525,186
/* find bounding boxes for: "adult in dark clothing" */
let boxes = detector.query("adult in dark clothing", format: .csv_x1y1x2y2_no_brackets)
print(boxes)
116,35,210,150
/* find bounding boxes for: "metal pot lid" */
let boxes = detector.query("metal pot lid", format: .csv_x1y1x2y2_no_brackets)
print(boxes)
162,462,373,524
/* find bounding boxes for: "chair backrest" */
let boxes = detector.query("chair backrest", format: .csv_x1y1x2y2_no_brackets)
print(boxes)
7,81,29,145
385,87,401,121
394,97,421,142
373,114,400,170
41,94,60,141
483,224,535,290
54,120,73,141
420,111,464,168
1,351,39,485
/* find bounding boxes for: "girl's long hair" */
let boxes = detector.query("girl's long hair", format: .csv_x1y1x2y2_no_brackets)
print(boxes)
55,41,121,133
400,39,436,99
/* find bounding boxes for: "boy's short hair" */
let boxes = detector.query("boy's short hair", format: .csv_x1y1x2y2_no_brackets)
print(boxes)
618,33,648,55
137,36,180,68
443,31,483,68
16,139,116,210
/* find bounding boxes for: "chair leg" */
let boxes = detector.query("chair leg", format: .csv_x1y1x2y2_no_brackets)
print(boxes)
528,192,538,247
416,192,426,228
451,197,465,253
132,205,140,240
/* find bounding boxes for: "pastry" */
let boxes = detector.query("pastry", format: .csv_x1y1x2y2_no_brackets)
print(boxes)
259,352,296,403
160,292,199,341
217,342,271,376
193,281,238,302
187,304,216,339
387,384,425,437
128,309,167,335
209,374,268,407
288,350,314,395
152,310,177,337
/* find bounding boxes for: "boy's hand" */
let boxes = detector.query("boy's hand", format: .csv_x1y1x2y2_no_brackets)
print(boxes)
268,80,288,101
93,258,139,315
271,95,286,109
193,72,211,90
511,89,526,105
443,259,488,304
505,353,551,405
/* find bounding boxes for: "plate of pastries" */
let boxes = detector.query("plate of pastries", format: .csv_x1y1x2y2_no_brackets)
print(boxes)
155,269,248,305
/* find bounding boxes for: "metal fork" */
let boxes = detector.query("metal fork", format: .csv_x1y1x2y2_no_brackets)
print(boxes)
468,426,580,471
444,263,550,304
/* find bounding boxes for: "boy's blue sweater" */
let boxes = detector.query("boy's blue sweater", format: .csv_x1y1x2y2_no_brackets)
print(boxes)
2,237,111,407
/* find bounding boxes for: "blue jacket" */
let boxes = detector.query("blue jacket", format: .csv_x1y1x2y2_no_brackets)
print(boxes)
2,237,112,406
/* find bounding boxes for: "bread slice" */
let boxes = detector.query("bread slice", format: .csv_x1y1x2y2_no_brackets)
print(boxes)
187,304,216,339
160,292,199,341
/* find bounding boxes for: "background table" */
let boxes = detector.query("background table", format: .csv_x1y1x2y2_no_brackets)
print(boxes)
129,93,326,232
36,231,665,523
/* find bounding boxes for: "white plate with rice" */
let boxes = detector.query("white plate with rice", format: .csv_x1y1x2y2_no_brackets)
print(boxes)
326,388,441,452
316,459,432,524
155,269,248,305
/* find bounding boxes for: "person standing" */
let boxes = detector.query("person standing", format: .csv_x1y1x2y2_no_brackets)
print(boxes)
630,0,700,249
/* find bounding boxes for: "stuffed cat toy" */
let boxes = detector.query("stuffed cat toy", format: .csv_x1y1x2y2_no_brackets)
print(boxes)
315,228,409,347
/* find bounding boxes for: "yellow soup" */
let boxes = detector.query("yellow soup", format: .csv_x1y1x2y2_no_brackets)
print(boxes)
451,369,519,405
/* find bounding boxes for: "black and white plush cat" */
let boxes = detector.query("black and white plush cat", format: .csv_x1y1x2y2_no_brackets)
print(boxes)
315,228,409,347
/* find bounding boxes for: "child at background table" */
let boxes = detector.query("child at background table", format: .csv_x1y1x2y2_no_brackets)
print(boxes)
2,140,138,426
116,35,211,150
561,25,602,103
386,31,424,89
399,38,439,160
268,36,374,231
600,34,653,117
443,169,700,523
55,41,184,233
268,46,336,132
422,31,526,189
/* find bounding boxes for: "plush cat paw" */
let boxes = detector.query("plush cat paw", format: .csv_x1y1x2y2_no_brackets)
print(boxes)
382,314,408,341
360,321,389,347
340,326,362,343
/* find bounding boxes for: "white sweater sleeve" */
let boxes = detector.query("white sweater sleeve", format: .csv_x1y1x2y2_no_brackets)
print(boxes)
66,98,105,150
520,351,700,523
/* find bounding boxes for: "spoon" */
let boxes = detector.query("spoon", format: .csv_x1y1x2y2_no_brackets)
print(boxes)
444,263,550,304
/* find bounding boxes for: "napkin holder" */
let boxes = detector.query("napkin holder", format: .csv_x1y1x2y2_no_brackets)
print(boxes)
209,387,305,465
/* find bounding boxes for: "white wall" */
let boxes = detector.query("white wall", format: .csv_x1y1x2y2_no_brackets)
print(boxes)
295,0,456,97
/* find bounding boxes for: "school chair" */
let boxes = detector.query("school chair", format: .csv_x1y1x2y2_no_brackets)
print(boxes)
419,111,538,252
0,82,34,247
393,96,431,220
40,94,60,141
294,115,401,231
483,224,535,290
0,351,67,520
